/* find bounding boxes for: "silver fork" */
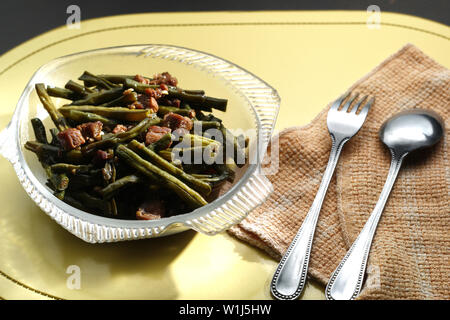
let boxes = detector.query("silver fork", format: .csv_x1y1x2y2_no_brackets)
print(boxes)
270,93,374,300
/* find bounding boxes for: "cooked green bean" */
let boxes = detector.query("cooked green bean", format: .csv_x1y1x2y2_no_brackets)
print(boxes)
110,160,117,182
123,78,159,91
158,106,194,117
69,191,113,215
51,173,69,192
25,140,59,158
69,174,104,188
35,83,69,132
192,120,221,130
63,109,117,126
172,145,219,154
78,71,120,89
158,149,173,162
70,87,123,106
180,133,221,147
184,89,205,95
99,174,143,199
45,166,69,192
65,80,94,96
59,105,151,122
102,162,114,182
148,133,172,152
129,140,211,195
54,190,66,200
26,140,87,163
49,128,60,146
168,87,227,111
116,145,208,209
100,90,137,108
31,118,48,144
191,172,229,186
50,163,92,174
202,113,223,123
214,157,238,182
172,145,219,164
114,117,160,140
47,87,79,100
64,149,86,164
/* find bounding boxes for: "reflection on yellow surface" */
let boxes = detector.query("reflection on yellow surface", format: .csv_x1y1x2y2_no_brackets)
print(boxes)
0,11,448,299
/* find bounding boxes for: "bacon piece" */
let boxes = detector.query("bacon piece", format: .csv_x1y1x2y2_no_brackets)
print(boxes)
144,87,164,100
134,74,150,85
149,72,178,87
187,109,196,118
76,121,103,141
157,98,181,108
57,128,86,150
129,101,144,109
91,149,113,166
112,124,128,134
136,94,159,113
145,125,172,145
136,200,165,220
162,112,193,132
149,97,159,113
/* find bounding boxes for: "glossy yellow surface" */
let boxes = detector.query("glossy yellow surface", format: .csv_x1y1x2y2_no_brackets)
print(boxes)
0,11,448,300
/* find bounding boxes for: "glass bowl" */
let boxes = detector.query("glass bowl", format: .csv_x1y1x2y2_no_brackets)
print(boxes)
0,45,280,243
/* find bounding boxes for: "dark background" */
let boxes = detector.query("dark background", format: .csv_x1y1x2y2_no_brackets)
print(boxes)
0,0,448,55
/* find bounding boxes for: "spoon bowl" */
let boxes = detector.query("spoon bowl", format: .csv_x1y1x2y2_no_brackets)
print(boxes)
379,109,444,155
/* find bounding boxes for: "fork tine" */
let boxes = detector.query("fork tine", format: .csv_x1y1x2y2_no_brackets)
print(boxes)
342,94,359,112
330,92,351,111
350,95,369,114
358,96,374,117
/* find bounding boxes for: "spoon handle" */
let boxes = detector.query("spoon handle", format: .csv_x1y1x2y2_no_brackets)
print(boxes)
271,136,347,300
325,150,406,300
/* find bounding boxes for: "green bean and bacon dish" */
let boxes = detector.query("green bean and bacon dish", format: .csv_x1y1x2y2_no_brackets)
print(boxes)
25,71,247,220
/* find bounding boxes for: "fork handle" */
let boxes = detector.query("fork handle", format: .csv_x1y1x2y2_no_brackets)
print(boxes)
325,151,405,300
271,136,347,300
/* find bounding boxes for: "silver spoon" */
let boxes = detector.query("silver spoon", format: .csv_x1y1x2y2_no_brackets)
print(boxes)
325,109,444,300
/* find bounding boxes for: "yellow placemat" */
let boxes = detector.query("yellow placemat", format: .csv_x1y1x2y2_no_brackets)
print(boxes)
0,11,448,300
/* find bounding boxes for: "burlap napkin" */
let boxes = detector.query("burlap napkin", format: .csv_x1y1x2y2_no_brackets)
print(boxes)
229,44,449,300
